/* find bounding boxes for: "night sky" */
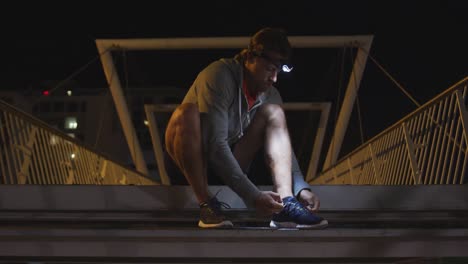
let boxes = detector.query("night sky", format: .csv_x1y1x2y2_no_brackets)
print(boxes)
1,0,467,156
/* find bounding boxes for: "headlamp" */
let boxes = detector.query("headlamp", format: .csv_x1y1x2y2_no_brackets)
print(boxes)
282,64,293,73
252,51,293,73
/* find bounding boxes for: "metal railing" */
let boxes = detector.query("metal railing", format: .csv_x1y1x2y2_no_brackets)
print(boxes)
0,100,157,185
312,77,468,185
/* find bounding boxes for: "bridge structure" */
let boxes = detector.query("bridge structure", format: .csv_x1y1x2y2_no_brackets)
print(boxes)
0,35,467,263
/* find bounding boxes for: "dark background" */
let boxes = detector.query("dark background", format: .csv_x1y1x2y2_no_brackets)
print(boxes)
1,0,467,160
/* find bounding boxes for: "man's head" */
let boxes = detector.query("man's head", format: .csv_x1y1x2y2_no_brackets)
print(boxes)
248,27,292,63
243,27,293,94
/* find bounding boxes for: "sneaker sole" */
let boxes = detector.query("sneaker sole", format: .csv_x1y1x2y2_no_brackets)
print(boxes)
198,220,234,228
269,219,328,229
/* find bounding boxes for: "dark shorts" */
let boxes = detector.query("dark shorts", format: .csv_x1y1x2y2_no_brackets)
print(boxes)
163,147,272,185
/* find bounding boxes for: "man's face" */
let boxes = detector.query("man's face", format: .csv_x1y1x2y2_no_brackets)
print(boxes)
246,51,287,94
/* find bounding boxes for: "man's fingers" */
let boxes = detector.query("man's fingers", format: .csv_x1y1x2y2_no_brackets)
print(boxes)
255,192,285,216
257,201,282,216
307,204,319,212
271,201,284,213
307,200,320,212
271,200,283,209
270,191,282,201
267,193,283,213
267,191,283,203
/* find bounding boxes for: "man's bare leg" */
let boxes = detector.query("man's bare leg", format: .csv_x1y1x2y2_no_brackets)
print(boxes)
233,104,293,199
165,103,209,204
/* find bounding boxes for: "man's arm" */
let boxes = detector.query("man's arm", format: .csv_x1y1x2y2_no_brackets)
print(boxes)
291,151,320,211
291,151,311,196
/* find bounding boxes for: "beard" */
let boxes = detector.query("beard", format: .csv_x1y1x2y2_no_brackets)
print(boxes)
256,80,272,93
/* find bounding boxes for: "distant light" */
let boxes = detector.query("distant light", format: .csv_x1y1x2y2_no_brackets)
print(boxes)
65,117,78,129
67,90,72,96
144,120,149,126
42,90,50,96
70,153,76,159
282,65,293,73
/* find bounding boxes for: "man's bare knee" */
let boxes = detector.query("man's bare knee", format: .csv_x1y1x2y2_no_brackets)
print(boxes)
258,104,286,125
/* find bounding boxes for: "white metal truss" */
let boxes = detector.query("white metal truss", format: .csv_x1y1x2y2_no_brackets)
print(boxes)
95,35,374,176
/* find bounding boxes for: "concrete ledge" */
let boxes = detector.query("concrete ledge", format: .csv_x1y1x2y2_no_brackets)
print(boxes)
0,185,468,211
0,185,467,211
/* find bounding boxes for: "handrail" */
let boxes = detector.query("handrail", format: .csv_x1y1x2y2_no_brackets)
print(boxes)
313,76,468,185
0,99,157,185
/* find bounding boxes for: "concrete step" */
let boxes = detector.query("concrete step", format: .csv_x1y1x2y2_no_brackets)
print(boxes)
0,185,466,262
0,225,467,262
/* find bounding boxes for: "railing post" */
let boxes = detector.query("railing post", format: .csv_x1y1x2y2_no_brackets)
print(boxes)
120,173,127,185
144,105,171,185
455,90,468,144
402,122,422,184
64,161,75,184
306,103,331,181
100,160,108,182
324,38,373,169
95,42,149,176
347,158,355,184
369,143,382,184
455,89,468,184
16,127,38,184
332,167,338,184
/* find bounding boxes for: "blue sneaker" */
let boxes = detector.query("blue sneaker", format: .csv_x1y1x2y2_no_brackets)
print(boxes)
198,196,234,228
270,196,328,229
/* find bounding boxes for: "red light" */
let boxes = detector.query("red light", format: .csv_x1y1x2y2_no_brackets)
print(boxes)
42,90,50,96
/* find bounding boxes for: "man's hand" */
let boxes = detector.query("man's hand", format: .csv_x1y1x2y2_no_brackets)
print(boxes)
298,189,320,212
255,191,283,216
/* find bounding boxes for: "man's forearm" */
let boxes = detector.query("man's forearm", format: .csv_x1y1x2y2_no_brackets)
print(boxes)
209,142,262,207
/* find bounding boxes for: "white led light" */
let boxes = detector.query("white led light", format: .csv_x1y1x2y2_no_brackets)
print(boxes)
282,65,293,73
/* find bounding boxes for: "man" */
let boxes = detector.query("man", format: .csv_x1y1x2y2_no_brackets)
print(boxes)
165,27,328,229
